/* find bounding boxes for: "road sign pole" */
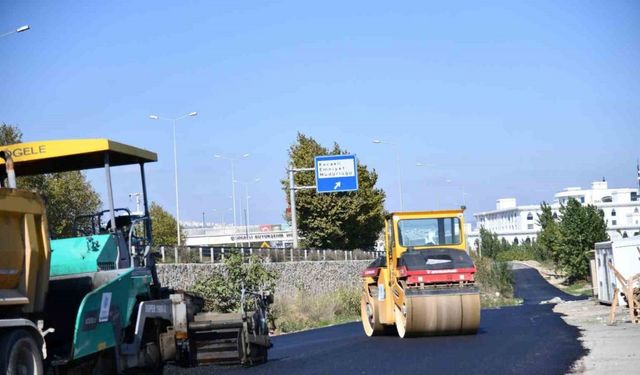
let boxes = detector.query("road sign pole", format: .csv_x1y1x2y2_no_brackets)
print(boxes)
288,165,316,250
289,165,299,249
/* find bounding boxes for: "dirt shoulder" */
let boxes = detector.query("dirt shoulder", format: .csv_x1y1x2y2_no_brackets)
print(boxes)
555,300,640,374
514,261,640,374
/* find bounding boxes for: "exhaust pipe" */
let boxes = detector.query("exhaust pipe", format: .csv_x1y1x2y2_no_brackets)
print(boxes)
0,150,16,188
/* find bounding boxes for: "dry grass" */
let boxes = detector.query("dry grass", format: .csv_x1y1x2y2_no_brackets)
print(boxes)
271,287,360,333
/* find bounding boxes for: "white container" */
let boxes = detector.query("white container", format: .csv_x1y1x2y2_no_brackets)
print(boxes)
594,237,640,306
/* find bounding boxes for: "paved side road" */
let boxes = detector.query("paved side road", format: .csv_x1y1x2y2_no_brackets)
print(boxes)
166,264,586,375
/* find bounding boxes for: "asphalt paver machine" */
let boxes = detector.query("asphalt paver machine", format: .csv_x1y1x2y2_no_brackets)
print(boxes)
0,139,271,374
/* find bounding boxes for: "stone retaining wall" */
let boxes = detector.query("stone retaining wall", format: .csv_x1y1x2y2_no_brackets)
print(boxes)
157,260,371,295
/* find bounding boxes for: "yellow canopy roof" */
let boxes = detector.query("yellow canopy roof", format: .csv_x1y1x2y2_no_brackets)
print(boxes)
0,139,157,177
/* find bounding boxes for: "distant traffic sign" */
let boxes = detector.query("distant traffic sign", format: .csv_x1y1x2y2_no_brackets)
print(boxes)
314,154,359,193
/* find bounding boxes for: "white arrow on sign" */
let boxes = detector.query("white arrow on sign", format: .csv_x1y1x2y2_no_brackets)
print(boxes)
333,181,341,190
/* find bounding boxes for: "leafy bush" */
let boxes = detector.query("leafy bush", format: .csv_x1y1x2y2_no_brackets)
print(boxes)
191,253,278,312
494,242,545,262
474,256,514,298
480,227,547,262
495,248,533,262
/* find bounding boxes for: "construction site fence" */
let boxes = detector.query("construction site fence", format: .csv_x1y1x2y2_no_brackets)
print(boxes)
154,246,384,264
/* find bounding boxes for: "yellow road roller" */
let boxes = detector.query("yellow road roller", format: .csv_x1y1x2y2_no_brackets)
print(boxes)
361,210,480,338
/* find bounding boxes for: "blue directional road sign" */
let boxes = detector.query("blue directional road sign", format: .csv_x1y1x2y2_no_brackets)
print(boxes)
314,154,359,193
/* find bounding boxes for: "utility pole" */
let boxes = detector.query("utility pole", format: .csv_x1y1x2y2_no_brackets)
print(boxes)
244,208,250,248
637,159,639,194
288,165,316,248
289,166,297,248
149,111,198,245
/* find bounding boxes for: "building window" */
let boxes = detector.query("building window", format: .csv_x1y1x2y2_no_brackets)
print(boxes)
513,238,519,245
632,192,638,202
527,212,533,220
622,232,628,238
602,196,613,203
580,196,585,203
611,209,616,217
527,224,534,230
612,220,617,226
553,212,558,219
635,208,639,214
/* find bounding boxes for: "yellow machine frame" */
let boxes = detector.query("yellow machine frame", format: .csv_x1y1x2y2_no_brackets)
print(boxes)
361,209,480,337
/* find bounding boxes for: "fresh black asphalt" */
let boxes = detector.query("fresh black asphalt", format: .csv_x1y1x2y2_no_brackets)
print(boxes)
187,264,587,375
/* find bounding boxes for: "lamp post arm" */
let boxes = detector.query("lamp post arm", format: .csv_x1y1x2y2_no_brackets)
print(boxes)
231,159,237,226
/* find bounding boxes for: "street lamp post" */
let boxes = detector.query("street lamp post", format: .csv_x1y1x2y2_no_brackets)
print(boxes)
149,111,198,245
211,209,221,224
417,163,462,208
373,140,404,210
416,165,467,208
237,177,261,228
446,180,467,208
0,25,30,39
213,208,232,224
214,153,250,227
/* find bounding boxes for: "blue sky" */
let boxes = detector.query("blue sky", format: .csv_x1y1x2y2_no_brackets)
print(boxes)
1,1,639,225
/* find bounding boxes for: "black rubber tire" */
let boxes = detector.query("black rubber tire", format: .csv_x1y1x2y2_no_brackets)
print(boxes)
0,329,44,375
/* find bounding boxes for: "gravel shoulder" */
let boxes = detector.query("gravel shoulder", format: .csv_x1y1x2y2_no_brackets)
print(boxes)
514,261,640,374
555,300,640,374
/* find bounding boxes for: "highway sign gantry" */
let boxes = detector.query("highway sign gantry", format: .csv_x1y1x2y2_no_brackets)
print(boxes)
314,154,359,193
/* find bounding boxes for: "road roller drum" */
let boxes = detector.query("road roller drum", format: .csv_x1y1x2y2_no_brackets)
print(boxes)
395,292,480,337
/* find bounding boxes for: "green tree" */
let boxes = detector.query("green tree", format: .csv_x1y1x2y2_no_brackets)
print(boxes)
191,253,278,312
149,201,183,245
479,227,501,258
36,172,102,237
281,133,386,249
557,198,608,281
0,122,23,145
1,123,102,238
536,202,561,262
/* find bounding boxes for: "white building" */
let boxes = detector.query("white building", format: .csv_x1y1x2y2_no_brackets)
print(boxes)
182,223,293,248
467,180,640,248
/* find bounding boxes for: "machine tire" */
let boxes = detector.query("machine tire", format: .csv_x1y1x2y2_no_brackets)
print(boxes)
0,329,44,375
394,301,409,338
360,291,384,336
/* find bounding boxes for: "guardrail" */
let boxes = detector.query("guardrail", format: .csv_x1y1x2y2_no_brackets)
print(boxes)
154,246,383,264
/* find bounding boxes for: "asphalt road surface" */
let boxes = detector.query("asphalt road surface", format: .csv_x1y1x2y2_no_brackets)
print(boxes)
169,264,587,375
